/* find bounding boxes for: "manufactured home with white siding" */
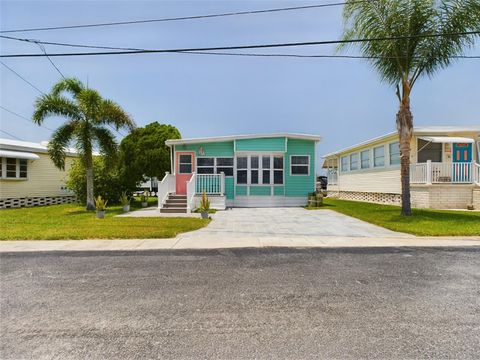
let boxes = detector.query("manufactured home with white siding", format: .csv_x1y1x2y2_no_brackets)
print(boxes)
323,126,480,209
0,138,76,208
159,133,321,212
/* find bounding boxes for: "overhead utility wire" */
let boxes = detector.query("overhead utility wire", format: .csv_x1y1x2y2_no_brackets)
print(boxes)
0,1,363,33
1,30,479,58
0,105,54,132
0,61,45,93
1,62,125,137
180,51,480,59
0,128,23,141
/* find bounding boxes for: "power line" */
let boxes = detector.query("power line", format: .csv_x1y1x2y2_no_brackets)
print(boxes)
36,42,66,78
0,105,54,132
0,128,23,141
0,1,361,34
1,30,479,58
181,51,480,59
0,61,45,94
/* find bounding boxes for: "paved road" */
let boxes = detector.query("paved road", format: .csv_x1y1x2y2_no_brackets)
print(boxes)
1,248,479,359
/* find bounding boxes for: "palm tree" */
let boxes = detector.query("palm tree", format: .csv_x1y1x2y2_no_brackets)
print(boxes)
339,0,480,215
33,78,135,210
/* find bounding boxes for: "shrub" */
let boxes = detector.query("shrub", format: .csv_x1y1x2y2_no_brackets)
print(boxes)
66,157,135,205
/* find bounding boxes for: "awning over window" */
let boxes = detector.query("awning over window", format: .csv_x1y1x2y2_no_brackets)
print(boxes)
0,149,40,160
418,136,475,144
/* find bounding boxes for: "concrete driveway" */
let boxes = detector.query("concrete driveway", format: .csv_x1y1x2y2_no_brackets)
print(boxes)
178,207,411,243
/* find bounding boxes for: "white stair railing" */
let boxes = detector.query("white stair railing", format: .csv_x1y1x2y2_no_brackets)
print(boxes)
157,172,175,209
186,172,196,213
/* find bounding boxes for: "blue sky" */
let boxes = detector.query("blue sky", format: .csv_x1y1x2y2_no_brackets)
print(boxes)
1,0,479,170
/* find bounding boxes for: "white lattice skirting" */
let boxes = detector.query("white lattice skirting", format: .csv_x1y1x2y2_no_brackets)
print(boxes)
327,191,402,205
0,196,77,209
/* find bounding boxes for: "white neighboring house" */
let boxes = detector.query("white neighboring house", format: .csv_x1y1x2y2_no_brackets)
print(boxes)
0,138,77,208
323,126,480,210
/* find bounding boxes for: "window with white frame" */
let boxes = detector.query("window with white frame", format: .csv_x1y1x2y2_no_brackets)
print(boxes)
373,146,385,167
236,156,248,184
350,153,359,171
291,155,309,175
178,154,192,174
216,157,234,176
341,156,348,172
196,157,234,176
389,142,400,165
196,157,214,174
273,156,283,184
361,150,370,169
235,155,284,185
262,156,271,184
1,158,28,179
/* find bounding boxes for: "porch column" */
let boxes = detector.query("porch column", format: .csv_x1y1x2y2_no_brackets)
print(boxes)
426,160,432,185
220,172,225,195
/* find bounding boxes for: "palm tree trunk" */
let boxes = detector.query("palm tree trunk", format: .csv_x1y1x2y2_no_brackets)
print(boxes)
396,82,414,216
85,151,95,211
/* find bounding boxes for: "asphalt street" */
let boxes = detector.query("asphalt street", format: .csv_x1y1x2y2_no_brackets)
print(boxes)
1,247,479,359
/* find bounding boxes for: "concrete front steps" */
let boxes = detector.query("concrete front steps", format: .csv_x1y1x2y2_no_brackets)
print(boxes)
160,194,188,213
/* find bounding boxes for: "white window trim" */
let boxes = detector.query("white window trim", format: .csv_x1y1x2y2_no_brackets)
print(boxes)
349,153,359,171
178,153,193,174
0,157,28,180
360,149,370,169
196,156,234,177
373,145,386,168
388,141,401,166
340,155,349,173
290,155,310,176
235,154,285,186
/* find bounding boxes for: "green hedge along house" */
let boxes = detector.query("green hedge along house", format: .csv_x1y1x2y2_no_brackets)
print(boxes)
158,133,320,213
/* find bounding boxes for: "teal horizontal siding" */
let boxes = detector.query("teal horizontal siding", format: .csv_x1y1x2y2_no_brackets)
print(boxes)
249,186,271,196
176,141,234,157
235,137,286,152
236,186,247,196
273,186,285,196
285,139,316,197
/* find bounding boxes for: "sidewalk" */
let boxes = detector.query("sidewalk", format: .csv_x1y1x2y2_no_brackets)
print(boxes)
1,234,479,253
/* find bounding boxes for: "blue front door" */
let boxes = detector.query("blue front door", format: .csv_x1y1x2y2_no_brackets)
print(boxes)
452,143,472,182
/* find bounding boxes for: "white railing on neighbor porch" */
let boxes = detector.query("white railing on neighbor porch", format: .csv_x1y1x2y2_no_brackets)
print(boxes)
410,161,478,184
196,173,225,195
186,173,197,213
157,172,176,209
474,163,480,185
327,170,338,185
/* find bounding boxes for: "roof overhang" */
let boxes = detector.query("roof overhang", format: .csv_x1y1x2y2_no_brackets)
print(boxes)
165,133,321,146
0,149,40,160
418,136,475,144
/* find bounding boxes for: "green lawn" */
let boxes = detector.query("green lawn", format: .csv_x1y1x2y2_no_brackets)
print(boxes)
0,199,209,240
312,198,480,236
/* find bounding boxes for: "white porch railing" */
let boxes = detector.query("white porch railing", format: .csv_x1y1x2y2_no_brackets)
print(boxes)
474,163,480,185
410,161,478,184
157,172,175,209
186,173,197,213
196,173,225,195
327,170,338,185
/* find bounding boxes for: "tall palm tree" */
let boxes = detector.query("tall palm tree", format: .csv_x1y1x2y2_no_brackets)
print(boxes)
340,0,480,215
33,78,135,210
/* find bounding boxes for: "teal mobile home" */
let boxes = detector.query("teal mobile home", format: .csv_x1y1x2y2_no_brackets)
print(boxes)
159,133,320,212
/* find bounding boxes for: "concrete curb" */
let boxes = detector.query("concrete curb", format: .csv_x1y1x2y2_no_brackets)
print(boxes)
1,235,479,253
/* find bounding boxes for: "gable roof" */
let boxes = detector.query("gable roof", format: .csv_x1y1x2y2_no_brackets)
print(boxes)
322,126,480,158
165,132,321,146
